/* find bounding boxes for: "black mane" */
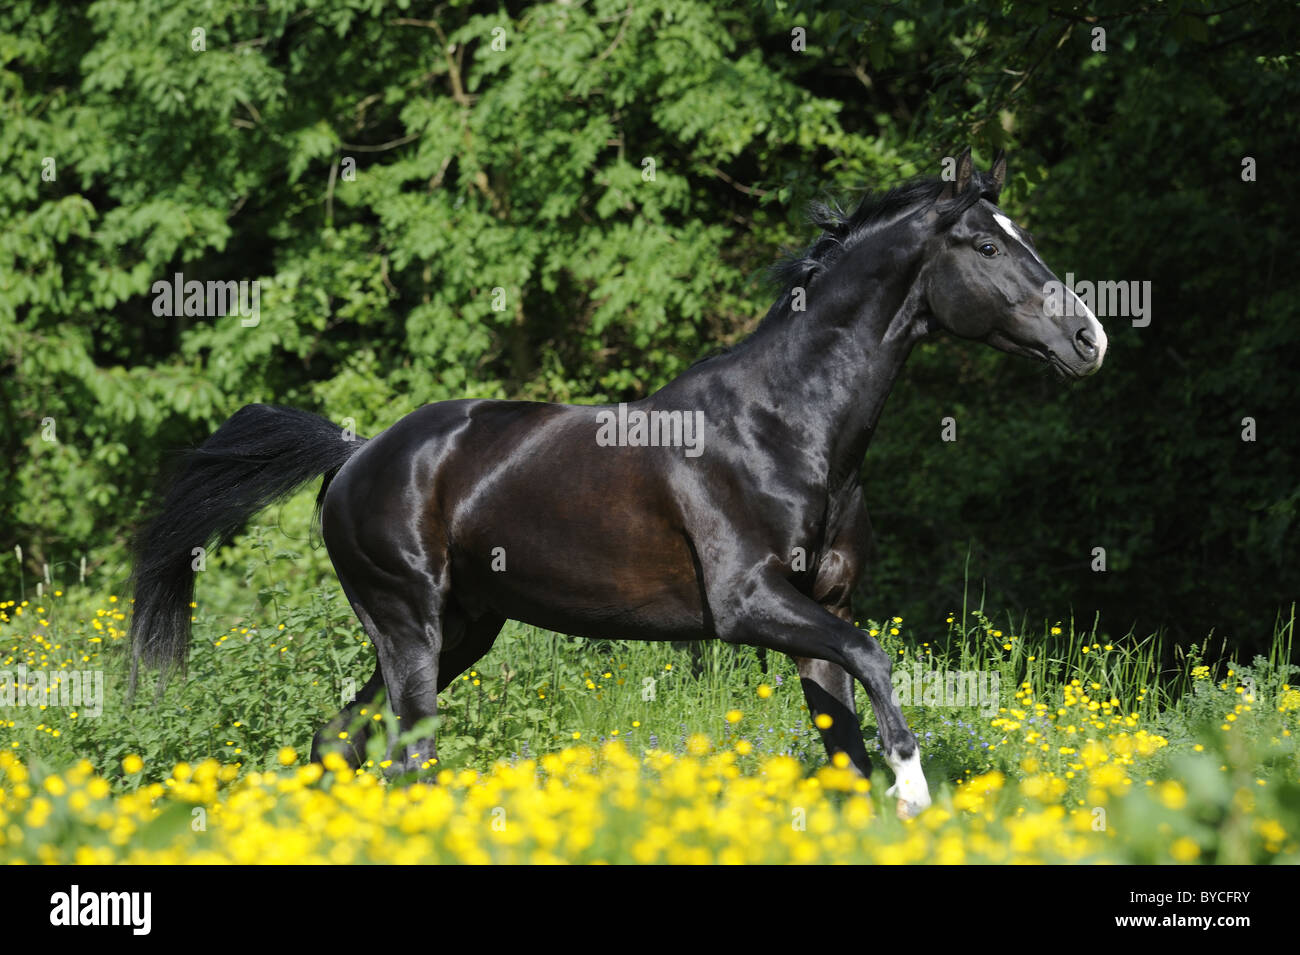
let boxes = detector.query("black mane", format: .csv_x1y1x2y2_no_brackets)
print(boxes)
692,168,1000,366
770,170,1001,294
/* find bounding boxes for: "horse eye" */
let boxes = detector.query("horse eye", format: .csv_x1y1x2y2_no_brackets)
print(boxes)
978,242,998,257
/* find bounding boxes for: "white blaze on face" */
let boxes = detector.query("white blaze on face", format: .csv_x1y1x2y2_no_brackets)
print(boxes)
992,211,1108,364
885,747,931,817
992,211,1046,266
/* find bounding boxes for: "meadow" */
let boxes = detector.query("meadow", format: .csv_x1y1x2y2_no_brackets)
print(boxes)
1,523,1297,864
5,0,1296,874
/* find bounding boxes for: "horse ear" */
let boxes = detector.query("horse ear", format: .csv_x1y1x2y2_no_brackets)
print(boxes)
956,147,974,194
939,146,974,201
990,149,1007,198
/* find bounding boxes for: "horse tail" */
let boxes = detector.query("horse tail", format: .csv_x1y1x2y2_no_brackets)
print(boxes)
129,404,366,684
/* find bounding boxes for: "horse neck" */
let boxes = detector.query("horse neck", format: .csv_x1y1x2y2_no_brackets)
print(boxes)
729,228,931,487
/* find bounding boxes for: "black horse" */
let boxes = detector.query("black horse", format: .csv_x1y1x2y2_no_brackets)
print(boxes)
130,149,1105,817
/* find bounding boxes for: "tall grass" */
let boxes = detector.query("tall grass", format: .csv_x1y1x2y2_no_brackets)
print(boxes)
3,523,1296,795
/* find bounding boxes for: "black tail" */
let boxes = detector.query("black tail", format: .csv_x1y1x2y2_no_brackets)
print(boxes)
129,404,366,680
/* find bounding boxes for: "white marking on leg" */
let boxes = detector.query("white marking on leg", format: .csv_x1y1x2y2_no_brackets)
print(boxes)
885,747,931,818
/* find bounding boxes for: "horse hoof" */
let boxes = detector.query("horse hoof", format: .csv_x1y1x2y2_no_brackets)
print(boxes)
896,798,925,820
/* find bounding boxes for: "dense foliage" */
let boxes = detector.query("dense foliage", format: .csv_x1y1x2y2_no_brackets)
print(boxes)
2,0,1297,652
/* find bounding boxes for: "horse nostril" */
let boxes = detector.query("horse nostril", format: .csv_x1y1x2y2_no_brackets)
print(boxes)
1074,327,1097,358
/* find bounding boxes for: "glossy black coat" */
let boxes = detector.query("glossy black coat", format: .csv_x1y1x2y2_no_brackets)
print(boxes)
130,151,1105,817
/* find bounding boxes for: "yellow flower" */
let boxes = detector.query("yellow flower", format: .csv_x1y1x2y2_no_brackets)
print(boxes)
1157,781,1186,810
725,709,743,724
1255,819,1286,845
122,754,143,774
278,747,298,766
814,714,833,730
686,734,712,756
757,684,773,699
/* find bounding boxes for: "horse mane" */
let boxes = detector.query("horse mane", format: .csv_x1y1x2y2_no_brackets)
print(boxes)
770,169,1001,294
691,167,1000,366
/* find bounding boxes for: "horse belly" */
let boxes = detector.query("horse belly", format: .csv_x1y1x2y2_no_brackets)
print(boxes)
451,519,704,640
446,470,704,640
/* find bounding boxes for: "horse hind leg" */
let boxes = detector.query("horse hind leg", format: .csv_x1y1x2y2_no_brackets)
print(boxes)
309,567,415,769
437,612,506,694
359,585,448,773
311,661,385,767
323,550,450,773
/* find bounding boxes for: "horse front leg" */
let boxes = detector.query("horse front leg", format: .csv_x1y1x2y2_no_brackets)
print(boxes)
715,572,931,818
794,647,874,778
796,544,876,776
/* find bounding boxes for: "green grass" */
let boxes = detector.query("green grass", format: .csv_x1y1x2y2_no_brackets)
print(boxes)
3,524,1296,800
4,524,1300,864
